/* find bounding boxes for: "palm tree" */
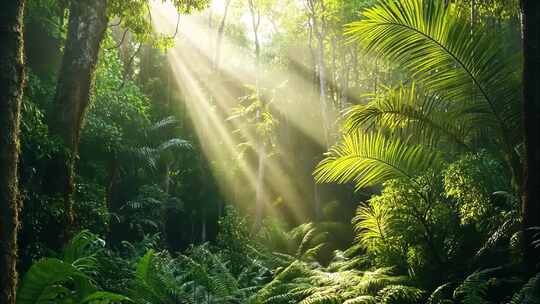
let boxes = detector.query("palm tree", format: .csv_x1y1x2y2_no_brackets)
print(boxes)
343,83,473,151
315,131,444,191
316,0,522,192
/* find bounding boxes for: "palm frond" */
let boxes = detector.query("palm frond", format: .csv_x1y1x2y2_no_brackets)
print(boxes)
345,0,521,148
314,132,443,190
16,258,91,304
344,83,472,151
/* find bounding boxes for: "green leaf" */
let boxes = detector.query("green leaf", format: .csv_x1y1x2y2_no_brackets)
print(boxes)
81,291,132,304
17,258,93,304
314,132,443,190
345,0,521,166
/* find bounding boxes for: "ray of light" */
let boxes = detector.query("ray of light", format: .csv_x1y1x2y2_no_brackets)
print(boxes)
150,1,339,223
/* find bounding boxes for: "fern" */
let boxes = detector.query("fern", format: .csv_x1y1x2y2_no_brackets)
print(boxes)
427,282,455,304
17,231,129,304
342,295,377,304
352,203,394,250
255,253,418,304
453,268,501,304
508,273,540,304
63,229,104,272
376,285,424,304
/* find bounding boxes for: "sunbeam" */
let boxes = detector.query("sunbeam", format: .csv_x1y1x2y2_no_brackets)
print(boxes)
149,0,337,223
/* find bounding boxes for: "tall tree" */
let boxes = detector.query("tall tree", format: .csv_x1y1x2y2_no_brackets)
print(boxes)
520,0,540,269
214,0,233,71
0,1,26,303
45,0,209,244
306,0,329,147
306,0,330,220
248,0,266,229
45,0,108,241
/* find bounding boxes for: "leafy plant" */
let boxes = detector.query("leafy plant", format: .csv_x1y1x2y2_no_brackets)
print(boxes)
17,231,130,304
314,132,443,191
343,0,521,185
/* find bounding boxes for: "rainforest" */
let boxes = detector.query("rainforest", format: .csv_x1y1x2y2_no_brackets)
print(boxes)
0,0,539,303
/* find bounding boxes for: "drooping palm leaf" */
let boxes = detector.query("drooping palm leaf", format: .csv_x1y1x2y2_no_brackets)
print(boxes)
17,231,129,304
16,259,91,304
345,0,521,155
344,83,473,151
314,132,443,190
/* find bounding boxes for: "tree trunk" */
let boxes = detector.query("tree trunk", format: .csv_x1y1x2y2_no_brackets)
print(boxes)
306,0,328,221
316,34,328,146
340,52,350,110
330,37,338,106
308,0,329,147
352,49,359,89
45,0,108,243
521,0,540,270
214,0,232,71
201,210,207,243
248,0,265,230
0,1,25,303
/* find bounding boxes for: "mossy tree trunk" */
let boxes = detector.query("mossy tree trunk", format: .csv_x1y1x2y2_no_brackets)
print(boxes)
0,1,25,303
45,0,108,243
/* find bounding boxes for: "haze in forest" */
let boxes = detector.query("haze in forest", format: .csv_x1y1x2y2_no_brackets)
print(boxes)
0,0,539,303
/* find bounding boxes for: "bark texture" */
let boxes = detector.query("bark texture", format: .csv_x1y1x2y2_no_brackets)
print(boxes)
521,0,540,269
0,1,25,303
46,0,108,242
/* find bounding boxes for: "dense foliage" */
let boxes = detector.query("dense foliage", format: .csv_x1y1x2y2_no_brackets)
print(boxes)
2,0,538,303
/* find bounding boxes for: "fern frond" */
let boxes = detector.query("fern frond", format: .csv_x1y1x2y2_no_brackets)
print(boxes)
315,132,443,190
508,273,540,304
377,285,424,304
453,268,501,304
352,203,394,249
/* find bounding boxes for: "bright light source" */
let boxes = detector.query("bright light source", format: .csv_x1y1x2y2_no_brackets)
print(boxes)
211,0,226,14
